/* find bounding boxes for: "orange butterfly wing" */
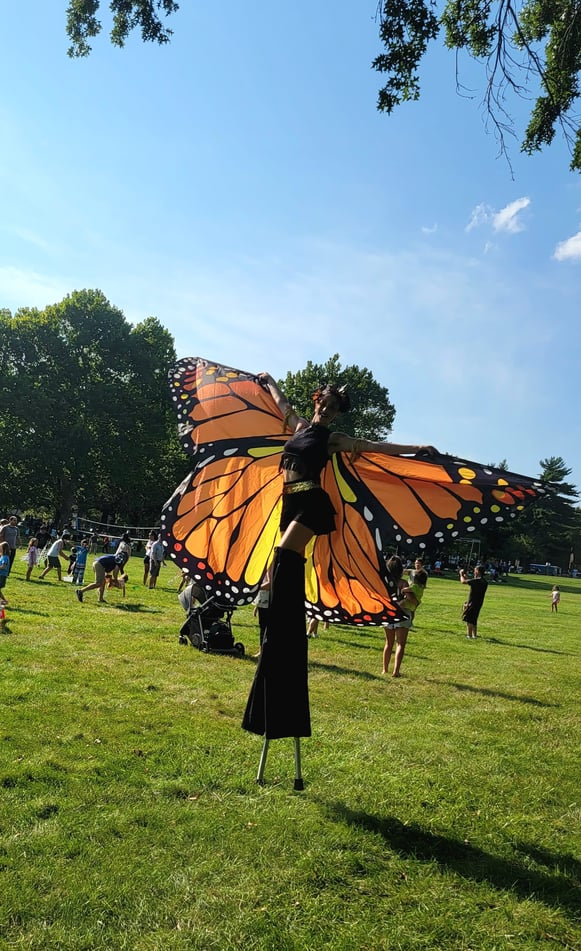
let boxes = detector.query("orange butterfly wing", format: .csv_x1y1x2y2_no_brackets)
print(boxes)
302,450,545,624
163,357,546,624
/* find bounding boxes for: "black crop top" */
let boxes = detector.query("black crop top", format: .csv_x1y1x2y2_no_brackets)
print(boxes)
280,424,331,481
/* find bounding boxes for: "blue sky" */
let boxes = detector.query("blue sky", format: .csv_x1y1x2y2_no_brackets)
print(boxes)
2,3,580,492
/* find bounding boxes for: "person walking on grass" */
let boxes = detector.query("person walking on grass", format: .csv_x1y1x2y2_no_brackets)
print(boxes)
383,559,428,677
551,584,560,613
24,537,40,581
39,535,68,582
76,552,129,603
459,564,488,639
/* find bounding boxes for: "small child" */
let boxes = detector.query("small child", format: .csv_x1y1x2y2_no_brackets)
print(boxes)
551,584,560,613
25,537,40,581
0,542,11,606
143,531,157,586
67,545,78,576
106,572,128,598
72,538,90,585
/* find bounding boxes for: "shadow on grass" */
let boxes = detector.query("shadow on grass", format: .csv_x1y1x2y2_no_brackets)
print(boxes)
485,637,573,656
324,803,581,916
427,679,558,707
3,607,49,617
324,637,379,652
113,603,161,613
309,660,380,681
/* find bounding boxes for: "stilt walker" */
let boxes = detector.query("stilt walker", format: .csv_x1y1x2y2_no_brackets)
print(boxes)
162,357,546,789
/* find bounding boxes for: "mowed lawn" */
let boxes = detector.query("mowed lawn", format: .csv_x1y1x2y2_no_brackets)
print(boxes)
1,555,579,950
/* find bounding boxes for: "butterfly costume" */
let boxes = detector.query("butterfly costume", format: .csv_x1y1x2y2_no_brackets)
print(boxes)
162,357,546,739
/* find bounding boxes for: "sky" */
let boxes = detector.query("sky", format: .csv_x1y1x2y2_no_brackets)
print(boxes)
1,3,580,493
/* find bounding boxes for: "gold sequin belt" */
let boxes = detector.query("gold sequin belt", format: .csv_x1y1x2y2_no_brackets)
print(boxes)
282,480,321,494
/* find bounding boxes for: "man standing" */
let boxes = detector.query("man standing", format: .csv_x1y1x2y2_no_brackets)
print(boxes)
459,565,488,639
0,516,21,572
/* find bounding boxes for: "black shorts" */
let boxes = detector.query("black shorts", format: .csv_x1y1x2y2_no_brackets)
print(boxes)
280,486,336,536
462,603,482,624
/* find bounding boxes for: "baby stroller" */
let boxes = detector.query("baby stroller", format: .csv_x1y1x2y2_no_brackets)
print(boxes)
178,581,244,657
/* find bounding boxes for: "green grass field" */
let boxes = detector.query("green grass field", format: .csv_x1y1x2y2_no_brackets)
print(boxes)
1,556,580,950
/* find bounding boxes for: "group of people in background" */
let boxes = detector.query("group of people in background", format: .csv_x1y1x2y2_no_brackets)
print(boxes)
0,513,566,666
0,517,162,608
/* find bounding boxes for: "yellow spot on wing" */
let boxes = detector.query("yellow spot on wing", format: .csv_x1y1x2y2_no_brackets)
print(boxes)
458,467,476,480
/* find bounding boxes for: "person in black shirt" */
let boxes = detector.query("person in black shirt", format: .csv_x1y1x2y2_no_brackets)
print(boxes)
459,565,488,638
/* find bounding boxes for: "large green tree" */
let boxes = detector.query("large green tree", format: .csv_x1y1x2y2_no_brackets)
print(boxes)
517,456,581,565
474,455,580,567
279,354,396,440
0,291,187,525
63,1,580,170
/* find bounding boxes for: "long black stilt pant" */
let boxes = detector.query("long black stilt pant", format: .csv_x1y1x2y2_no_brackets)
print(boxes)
242,547,311,739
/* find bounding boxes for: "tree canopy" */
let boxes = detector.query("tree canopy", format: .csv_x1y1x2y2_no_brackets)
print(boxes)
0,290,188,525
63,1,581,171
279,354,396,441
375,0,581,171
65,0,179,57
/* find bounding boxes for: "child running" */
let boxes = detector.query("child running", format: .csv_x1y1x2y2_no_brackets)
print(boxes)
551,584,560,613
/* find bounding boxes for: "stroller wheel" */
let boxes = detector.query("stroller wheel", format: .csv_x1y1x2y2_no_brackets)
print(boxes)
234,642,245,656
179,635,189,645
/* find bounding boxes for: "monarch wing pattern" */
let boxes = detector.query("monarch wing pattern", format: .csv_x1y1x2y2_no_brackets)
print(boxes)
163,357,546,624
162,358,287,607
301,451,545,624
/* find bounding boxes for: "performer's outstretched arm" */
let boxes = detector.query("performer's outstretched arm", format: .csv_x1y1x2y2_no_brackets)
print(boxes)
329,432,438,459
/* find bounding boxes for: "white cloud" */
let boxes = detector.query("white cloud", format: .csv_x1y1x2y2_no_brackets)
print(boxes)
466,197,530,235
466,203,492,232
421,224,438,234
554,230,581,262
492,197,530,233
